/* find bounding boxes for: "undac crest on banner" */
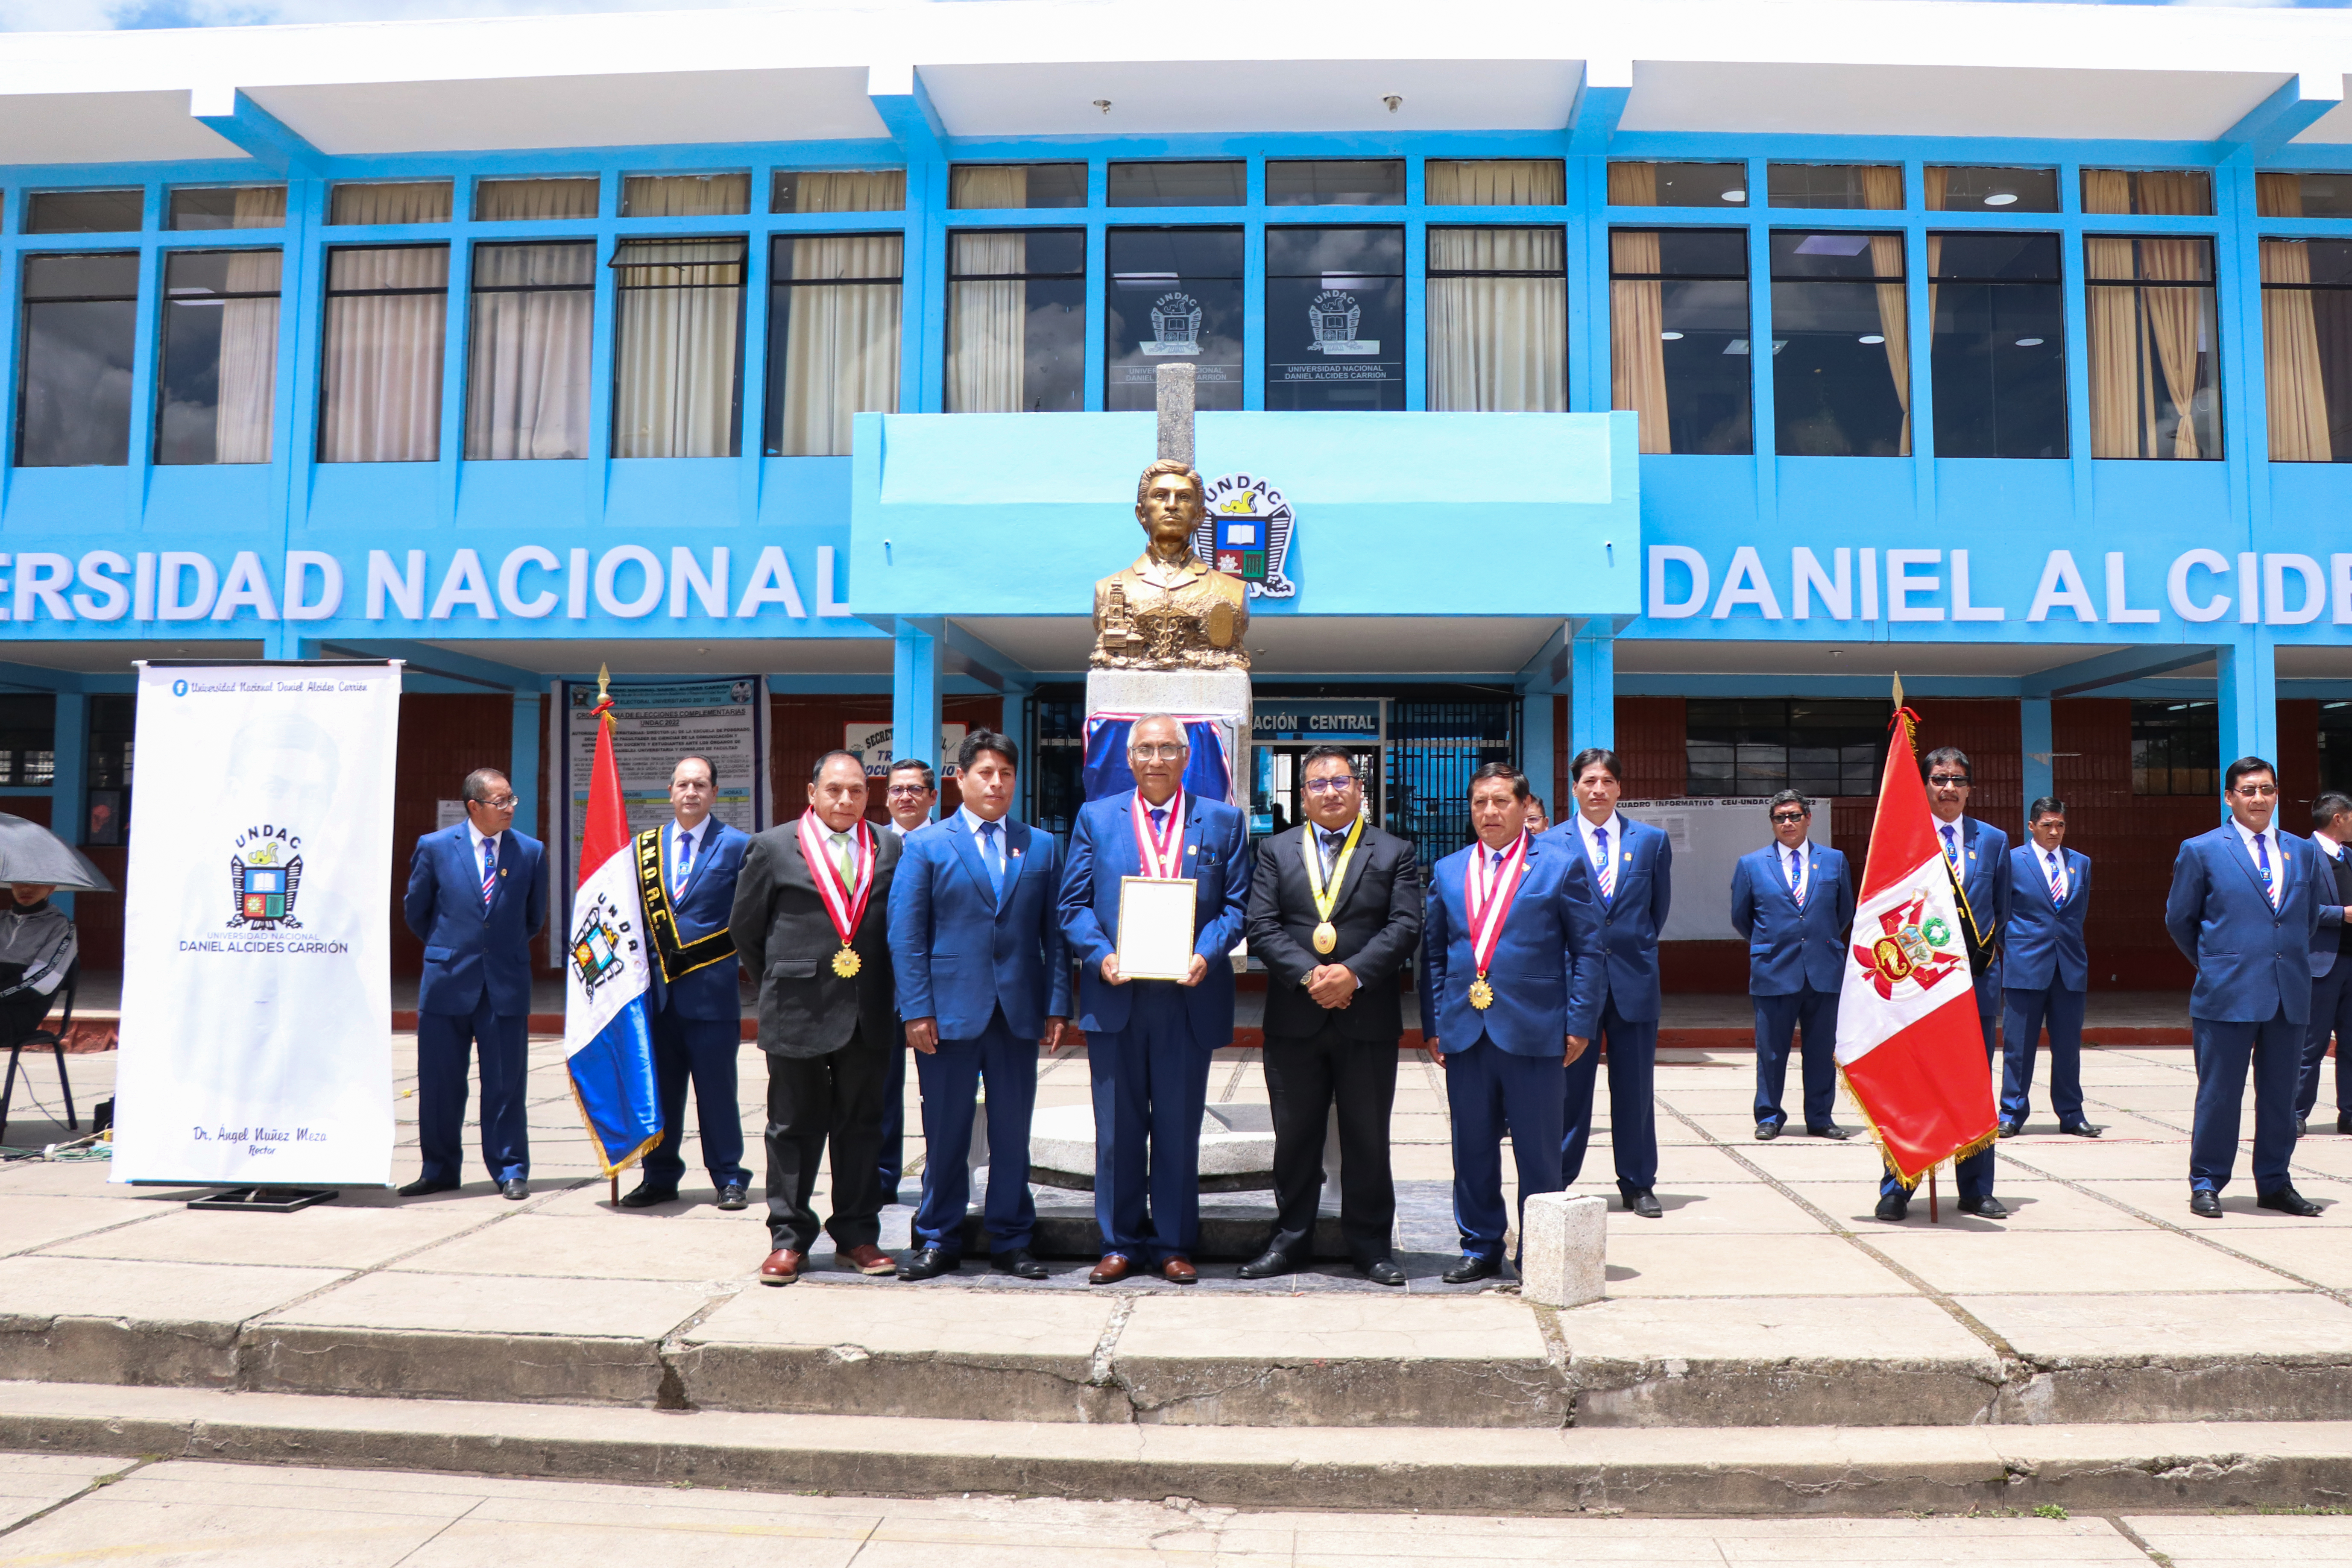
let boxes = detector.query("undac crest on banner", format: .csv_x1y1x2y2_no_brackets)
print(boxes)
1192,473,1297,600
570,890,639,1001
228,827,304,931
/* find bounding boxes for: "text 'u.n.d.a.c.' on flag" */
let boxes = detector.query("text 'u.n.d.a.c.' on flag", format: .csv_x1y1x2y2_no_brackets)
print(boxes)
1834,704,1999,1186
561,677,663,1177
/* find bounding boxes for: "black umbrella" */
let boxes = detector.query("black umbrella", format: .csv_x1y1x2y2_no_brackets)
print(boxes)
0,813,114,893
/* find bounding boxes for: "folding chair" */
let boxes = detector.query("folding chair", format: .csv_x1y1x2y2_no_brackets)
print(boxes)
0,958,79,1150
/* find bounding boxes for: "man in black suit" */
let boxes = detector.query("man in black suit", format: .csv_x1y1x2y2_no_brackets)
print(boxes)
731,750,903,1285
1238,745,1424,1285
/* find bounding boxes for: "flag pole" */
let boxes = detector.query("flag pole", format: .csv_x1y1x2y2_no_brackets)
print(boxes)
599,663,616,1210
1928,1165,1939,1222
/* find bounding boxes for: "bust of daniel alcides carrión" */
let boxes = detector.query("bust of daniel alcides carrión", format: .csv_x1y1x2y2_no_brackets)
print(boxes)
1090,458,1250,671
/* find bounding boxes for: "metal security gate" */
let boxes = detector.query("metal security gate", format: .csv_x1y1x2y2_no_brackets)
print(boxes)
1383,698,1517,869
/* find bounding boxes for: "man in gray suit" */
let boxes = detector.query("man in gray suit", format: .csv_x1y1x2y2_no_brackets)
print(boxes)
732,750,903,1284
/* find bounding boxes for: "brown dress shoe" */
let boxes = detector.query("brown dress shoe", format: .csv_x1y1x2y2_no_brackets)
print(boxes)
843,1243,897,1275
1161,1256,1198,1284
759,1248,805,1285
1088,1253,1133,1284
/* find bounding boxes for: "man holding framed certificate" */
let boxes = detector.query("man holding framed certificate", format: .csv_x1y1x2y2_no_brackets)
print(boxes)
1058,713,1251,1284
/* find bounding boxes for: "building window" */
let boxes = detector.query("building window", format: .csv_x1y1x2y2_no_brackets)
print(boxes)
1106,227,1242,412
1107,162,1245,208
1771,230,1910,456
1686,700,1885,798
1424,160,1564,205
624,173,750,217
770,170,904,214
466,240,594,460
1428,226,1565,412
156,249,281,466
1266,159,1405,205
1767,165,1902,211
611,237,747,459
763,233,898,457
2081,169,2212,217
1265,226,1403,412
2132,700,2217,796
946,229,1083,413
85,692,133,844
474,177,598,221
2259,172,2352,219
0,697,56,788
1930,232,2066,458
18,252,138,469
949,164,1084,209
1926,167,2058,213
328,182,452,226
319,245,448,463
2262,238,2352,462
25,189,142,234
2085,234,2219,460
2320,702,2352,794
1607,162,1747,207
1610,227,1750,454
168,185,286,230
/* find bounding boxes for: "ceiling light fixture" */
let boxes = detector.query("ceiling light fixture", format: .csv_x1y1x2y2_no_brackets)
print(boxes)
1859,334,1886,345
1382,94,1403,113
2014,337,2044,347
1721,189,1746,202
1983,192,2018,207
1092,99,1111,114
1659,330,1684,340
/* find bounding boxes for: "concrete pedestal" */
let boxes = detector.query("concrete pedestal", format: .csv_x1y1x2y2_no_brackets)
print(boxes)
1518,1192,1607,1308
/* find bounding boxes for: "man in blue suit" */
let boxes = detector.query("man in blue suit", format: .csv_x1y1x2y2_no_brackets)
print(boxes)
400,767,548,1200
891,730,1071,1281
1419,762,1603,1284
621,756,753,1210
1924,746,2014,1067
1058,713,1249,1284
2166,755,2328,1219
2298,792,2352,1136
1730,791,1856,1143
1546,747,1671,1218
2000,797,2097,1138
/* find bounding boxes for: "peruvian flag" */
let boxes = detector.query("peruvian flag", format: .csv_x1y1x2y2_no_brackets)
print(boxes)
561,683,664,1176
1834,708,1999,1185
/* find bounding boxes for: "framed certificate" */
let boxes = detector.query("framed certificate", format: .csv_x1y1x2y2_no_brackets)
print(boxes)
1117,876,1198,981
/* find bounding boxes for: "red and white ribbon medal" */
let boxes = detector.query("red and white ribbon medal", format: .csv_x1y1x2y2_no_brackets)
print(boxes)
798,812,876,976
1463,832,1529,1010
1131,785,1188,880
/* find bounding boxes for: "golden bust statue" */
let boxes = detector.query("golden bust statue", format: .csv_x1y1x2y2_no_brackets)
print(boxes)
1090,459,1251,671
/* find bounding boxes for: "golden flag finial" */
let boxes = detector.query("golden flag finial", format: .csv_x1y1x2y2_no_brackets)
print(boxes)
598,662,611,701
1891,671,1904,710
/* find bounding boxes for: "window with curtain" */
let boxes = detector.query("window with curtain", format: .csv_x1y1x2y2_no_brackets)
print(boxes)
763,233,899,457
769,170,904,214
613,237,747,459
328,182,452,226
2259,172,2352,219
623,173,750,217
948,165,1084,210
168,185,287,230
2258,238,2352,463
319,245,448,463
474,177,599,221
156,248,280,466
1767,165,1903,210
1427,226,1566,413
466,240,593,460
1930,232,2066,458
946,229,1083,413
2081,169,2212,217
1107,163,1246,208
1925,167,2058,213
1106,227,1243,411
1770,229,1911,456
2131,700,2217,795
1605,162,1748,207
26,190,142,234
2083,234,2218,460
1266,226,1404,412
17,252,138,467
1424,160,1565,205
1266,160,1405,205
1609,228,1750,454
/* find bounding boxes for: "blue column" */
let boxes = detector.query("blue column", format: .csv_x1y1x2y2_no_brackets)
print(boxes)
509,689,542,840
1521,689,1555,817
1001,683,1031,818
49,692,85,917
2217,634,2280,786
893,619,944,821
1569,628,1617,753
2019,698,2053,818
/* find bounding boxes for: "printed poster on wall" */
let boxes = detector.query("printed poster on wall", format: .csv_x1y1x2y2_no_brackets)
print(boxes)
1615,797,1781,942
112,661,401,1186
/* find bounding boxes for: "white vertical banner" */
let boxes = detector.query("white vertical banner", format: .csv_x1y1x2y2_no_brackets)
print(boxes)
112,662,402,1186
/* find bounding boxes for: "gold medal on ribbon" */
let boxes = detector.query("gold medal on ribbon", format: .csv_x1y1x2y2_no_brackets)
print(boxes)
1469,975,1496,1011
1312,920,1338,955
833,945,861,978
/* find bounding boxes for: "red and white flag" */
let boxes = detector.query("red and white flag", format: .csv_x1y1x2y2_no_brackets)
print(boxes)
1835,707,1999,1185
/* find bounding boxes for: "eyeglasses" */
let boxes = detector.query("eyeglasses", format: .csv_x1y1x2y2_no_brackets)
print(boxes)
477,795,518,810
1131,744,1187,761
1303,777,1357,795
1927,774,1970,786
1770,811,1807,824
885,785,931,799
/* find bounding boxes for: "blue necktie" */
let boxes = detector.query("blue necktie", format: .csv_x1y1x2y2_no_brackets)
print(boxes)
1593,825,1613,904
1787,847,1804,907
479,837,497,908
979,819,1005,900
2256,832,2278,908
673,825,694,895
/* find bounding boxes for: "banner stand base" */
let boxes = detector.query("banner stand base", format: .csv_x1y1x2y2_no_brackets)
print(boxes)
186,1186,339,1213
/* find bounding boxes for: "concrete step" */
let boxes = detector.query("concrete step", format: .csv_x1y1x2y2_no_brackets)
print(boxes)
1,1379,2343,1515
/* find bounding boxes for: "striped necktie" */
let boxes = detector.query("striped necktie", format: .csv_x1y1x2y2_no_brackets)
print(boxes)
2046,850,2065,906
1593,825,1613,903
1787,847,1804,907
479,835,497,908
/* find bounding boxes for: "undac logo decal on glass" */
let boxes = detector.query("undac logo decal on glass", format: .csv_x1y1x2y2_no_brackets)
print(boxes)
1193,473,1297,600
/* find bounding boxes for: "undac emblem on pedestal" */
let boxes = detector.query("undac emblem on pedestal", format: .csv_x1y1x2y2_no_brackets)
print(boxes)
228,827,304,931
569,890,638,1000
1192,474,1297,600
1144,292,1202,356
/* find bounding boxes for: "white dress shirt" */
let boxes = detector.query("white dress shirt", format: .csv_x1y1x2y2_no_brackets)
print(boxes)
1775,838,1810,903
1576,811,1624,878
2232,818,2288,905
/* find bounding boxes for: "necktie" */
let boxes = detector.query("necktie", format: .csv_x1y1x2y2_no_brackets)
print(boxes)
673,825,694,896
1593,825,1613,903
1787,847,1804,907
479,836,497,908
979,819,1005,898
1942,824,1961,873
1321,828,1343,879
2255,832,2278,908
1491,849,1505,871
830,831,854,887
2047,850,2065,906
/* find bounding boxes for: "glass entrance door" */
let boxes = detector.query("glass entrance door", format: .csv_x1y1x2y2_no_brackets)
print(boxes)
1254,743,1381,839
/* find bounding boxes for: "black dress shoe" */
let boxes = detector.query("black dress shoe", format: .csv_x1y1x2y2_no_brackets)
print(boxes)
2259,1185,2324,1217
715,1183,749,1211
2299,1116,2310,1136
396,1178,458,1198
1959,1196,2008,1219
1441,1254,1500,1284
1874,1193,1909,1223
2340,1114,2352,1135
1235,1249,1298,1281
1996,1120,2022,1140
1360,1258,1406,1287
1626,1190,1663,1219
2060,1122,2102,1138
897,1245,959,1281
500,1178,529,1201
1808,1123,1855,1140
618,1183,679,1209
1754,1121,1782,1141
2189,1190,2223,1219
990,1248,1049,1280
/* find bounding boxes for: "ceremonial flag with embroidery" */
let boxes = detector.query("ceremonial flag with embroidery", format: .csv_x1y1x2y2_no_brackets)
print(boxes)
561,681,663,1176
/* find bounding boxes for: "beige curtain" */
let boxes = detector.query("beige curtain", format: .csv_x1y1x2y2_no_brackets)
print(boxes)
232,185,287,228
467,243,594,460
624,174,750,217
612,238,743,458
2081,169,2133,217
777,234,902,456
2259,173,2305,220
1426,160,1566,206
950,167,1025,209
2085,236,2141,457
1861,166,1904,210
329,182,451,226
787,171,906,213
2083,168,2211,217
216,249,280,463
947,232,1025,413
1428,227,1567,415
2141,239,2207,459
1606,230,1670,450
2263,239,2332,462
319,246,447,462
1921,167,1947,346
1606,163,1658,207
1858,167,1910,454
475,178,599,221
